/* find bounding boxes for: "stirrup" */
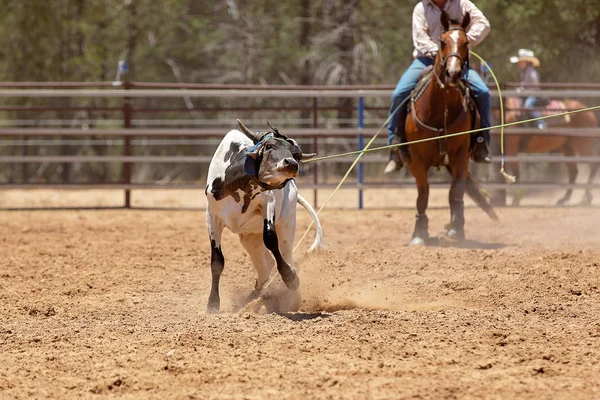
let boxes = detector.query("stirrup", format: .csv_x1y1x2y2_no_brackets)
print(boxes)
384,148,403,174
472,137,491,164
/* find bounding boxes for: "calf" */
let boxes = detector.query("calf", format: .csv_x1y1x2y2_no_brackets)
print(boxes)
204,120,324,313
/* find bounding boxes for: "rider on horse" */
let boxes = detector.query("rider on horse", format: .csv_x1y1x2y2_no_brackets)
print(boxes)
385,0,492,174
510,49,546,130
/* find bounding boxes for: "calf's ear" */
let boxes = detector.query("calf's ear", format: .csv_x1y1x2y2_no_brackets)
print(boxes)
301,153,317,160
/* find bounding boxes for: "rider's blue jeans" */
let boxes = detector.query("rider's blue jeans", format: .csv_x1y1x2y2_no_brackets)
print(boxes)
387,56,491,145
524,96,546,129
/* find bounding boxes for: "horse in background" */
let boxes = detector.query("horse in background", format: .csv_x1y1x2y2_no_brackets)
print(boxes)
503,97,599,206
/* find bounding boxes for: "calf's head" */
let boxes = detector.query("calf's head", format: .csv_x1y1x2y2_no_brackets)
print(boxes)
237,119,316,188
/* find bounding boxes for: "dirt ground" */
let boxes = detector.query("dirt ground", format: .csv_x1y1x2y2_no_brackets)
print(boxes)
1,201,600,399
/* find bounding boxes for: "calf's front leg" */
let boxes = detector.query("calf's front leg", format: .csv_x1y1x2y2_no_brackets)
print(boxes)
262,192,299,291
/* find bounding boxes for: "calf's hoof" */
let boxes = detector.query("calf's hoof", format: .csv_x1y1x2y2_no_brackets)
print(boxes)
206,295,220,314
409,237,425,247
206,303,220,314
281,269,300,291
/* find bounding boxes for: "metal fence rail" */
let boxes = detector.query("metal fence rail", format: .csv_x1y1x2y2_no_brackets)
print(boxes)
1,81,599,209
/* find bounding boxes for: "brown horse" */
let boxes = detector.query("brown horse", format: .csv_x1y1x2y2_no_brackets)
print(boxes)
503,97,599,206
401,12,497,246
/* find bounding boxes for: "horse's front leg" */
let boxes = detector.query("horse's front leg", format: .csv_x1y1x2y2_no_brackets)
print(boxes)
409,165,430,246
447,164,468,240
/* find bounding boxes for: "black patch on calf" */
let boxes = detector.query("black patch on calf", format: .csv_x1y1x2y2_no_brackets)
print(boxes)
210,239,224,274
210,142,261,212
207,239,225,313
242,181,260,213
263,218,278,250
223,141,241,163
263,218,299,291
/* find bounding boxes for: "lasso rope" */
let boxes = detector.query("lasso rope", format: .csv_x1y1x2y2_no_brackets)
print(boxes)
300,104,600,164
470,51,515,183
292,97,412,253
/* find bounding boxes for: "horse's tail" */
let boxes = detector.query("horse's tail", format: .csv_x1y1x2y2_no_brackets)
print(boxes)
466,174,499,221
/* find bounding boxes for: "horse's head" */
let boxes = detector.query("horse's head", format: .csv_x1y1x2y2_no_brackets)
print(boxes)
437,11,471,88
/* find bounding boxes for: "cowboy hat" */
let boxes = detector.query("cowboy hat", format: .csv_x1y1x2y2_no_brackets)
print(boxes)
510,49,540,67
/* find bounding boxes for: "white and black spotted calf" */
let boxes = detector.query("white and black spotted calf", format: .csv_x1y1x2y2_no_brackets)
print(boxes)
204,120,324,313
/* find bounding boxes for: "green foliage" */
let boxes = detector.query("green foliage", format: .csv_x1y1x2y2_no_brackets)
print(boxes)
0,0,596,84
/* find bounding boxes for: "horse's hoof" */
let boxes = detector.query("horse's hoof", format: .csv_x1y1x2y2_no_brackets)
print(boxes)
581,196,593,206
556,199,567,207
445,228,465,241
409,237,426,247
282,270,300,291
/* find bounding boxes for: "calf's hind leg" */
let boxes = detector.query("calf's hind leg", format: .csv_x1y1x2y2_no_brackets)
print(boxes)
206,210,225,314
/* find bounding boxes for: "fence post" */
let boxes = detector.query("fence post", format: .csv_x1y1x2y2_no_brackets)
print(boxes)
122,82,133,208
357,96,365,210
312,97,318,208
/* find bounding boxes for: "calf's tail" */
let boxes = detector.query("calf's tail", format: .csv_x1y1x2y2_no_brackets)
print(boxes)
296,194,326,253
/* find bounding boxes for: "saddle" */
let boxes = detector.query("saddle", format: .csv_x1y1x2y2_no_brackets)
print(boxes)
407,68,480,159
543,100,571,127
519,99,570,152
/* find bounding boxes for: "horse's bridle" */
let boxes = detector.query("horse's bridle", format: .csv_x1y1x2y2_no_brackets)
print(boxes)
412,27,471,135
438,27,469,75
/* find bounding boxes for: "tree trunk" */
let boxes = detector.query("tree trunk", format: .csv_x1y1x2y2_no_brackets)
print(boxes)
299,0,313,128
334,0,358,128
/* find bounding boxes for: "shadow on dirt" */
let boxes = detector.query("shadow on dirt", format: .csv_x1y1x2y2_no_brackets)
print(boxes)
426,237,508,250
278,312,331,322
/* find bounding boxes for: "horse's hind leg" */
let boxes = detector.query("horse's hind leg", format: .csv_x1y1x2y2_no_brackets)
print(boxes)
582,162,599,206
578,142,599,205
409,165,430,246
556,144,577,206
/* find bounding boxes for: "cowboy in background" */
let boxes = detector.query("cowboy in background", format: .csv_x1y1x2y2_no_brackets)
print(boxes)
384,0,492,174
510,49,546,130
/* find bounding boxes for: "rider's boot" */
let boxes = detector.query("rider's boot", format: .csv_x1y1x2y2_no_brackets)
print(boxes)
384,147,403,174
384,105,411,174
471,135,491,164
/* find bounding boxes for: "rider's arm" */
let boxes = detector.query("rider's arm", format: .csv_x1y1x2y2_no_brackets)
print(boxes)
412,3,438,58
461,0,491,47
524,67,541,88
